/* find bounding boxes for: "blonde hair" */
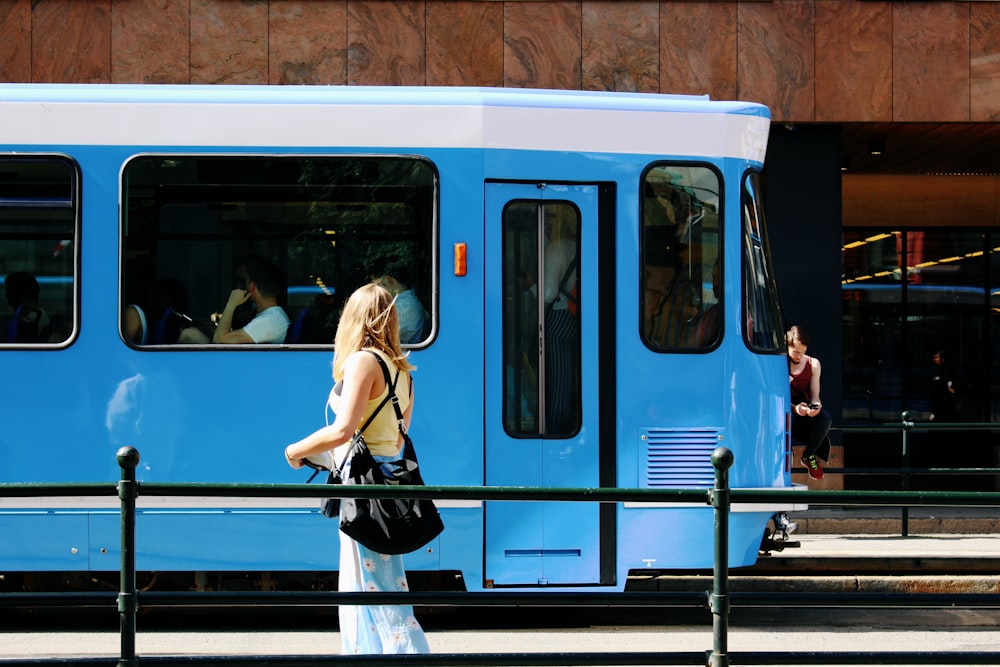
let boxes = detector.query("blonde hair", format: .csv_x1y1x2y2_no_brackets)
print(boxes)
332,282,414,381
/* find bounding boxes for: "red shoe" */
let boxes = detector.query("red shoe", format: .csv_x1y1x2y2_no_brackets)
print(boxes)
802,455,824,480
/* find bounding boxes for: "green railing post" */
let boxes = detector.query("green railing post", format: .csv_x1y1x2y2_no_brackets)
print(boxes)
901,411,913,537
116,446,140,667
708,446,733,667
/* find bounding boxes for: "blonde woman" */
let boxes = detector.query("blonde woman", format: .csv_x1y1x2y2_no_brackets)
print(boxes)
283,282,428,654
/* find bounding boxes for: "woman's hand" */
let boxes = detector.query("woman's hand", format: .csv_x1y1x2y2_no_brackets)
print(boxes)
795,402,821,417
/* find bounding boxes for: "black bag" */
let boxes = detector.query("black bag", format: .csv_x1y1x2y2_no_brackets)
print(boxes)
320,468,342,519
300,455,343,518
303,385,391,519
338,353,444,554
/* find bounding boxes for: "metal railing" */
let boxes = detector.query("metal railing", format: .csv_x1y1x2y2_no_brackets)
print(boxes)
800,412,1000,535
2,445,1000,667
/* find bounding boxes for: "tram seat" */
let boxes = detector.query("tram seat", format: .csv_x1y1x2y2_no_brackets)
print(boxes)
286,307,309,344
5,305,53,343
150,307,176,344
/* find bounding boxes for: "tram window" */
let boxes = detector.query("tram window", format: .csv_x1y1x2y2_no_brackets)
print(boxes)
641,165,721,351
0,157,78,346
121,156,436,347
502,201,581,437
741,171,783,352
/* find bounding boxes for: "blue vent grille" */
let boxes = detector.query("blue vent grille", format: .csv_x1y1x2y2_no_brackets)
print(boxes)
642,428,721,488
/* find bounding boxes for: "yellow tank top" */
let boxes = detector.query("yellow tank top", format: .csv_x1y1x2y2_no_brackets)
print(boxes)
327,349,411,456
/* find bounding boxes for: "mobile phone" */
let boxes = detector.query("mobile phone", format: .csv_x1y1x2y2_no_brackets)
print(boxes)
808,403,820,409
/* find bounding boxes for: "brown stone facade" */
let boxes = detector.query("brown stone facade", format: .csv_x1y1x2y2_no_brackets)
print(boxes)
3,0,1000,123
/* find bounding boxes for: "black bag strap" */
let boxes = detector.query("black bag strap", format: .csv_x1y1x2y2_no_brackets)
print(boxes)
370,351,407,435
332,351,398,475
369,351,423,466
355,371,395,439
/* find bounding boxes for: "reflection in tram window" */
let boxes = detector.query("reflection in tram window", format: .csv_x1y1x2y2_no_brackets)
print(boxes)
842,228,1000,422
502,201,581,437
121,156,436,347
641,165,722,351
0,157,77,346
742,172,784,352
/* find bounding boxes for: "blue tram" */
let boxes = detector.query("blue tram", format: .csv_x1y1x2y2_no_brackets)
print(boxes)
0,85,793,591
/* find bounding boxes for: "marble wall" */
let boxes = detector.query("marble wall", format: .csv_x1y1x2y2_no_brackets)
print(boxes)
2,0,1000,122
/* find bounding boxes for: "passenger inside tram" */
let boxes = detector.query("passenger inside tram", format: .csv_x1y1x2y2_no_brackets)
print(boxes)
372,262,428,345
178,255,290,344
642,224,696,348
3,272,53,344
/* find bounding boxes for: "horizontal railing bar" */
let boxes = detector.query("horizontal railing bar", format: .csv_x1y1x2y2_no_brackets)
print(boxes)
836,423,1000,433
0,483,712,503
141,483,712,502
3,652,1000,667
731,489,1000,507
137,590,709,607
794,467,1000,475
0,590,707,609
727,652,1000,665
0,483,117,497
0,653,707,667
4,589,997,610
5,483,1000,508
0,592,116,608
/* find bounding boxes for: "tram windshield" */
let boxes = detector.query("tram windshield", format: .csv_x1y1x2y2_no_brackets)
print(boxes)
741,171,783,352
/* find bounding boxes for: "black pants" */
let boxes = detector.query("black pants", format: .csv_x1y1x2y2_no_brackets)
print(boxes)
544,308,579,434
792,409,832,460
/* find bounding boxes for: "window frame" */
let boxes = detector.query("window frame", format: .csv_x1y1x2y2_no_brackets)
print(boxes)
0,154,80,349
639,161,724,353
119,153,439,350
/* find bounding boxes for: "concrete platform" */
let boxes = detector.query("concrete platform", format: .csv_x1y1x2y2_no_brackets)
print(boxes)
783,506,1000,535
634,531,1000,596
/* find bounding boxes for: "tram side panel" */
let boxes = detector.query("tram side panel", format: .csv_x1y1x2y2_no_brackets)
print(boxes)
615,159,789,574
0,146,484,585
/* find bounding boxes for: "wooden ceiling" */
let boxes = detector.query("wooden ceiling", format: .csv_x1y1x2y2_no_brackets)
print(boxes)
839,123,1000,228
840,123,1000,175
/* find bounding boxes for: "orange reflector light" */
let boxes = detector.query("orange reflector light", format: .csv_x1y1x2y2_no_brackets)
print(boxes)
454,242,467,276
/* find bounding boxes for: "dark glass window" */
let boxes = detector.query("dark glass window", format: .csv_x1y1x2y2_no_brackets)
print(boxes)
641,164,722,350
0,157,77,346
842,229,998,423
502,200,581,437
741,171,783,352
122,156,436,347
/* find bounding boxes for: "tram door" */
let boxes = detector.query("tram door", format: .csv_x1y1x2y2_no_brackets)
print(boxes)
484,182,602,587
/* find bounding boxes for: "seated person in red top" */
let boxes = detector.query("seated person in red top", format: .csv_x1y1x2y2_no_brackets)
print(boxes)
179,255,290,344
787,325,832,480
